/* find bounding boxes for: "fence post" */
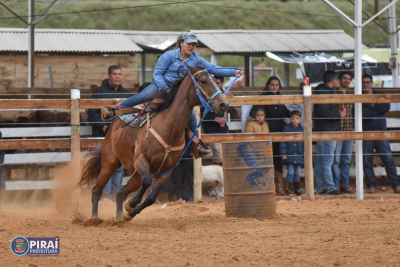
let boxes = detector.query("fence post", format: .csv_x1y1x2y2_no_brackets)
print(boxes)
193,106,202,202
70,89,81,171
303,85,315,200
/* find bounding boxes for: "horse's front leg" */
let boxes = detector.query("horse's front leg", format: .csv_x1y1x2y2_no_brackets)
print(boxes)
123,154,153,221
123,170,172,221
116,171,141,220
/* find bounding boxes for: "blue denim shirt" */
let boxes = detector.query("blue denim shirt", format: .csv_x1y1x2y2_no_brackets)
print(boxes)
154,48,236,90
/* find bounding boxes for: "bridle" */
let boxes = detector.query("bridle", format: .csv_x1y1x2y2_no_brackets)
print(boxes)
188,69,222,113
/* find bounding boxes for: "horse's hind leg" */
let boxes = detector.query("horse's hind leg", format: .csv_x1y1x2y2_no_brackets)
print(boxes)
116,171,141,220
124,170,172,221
91,151,121,218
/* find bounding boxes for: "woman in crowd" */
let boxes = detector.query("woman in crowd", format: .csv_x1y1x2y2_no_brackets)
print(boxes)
261,76,291,196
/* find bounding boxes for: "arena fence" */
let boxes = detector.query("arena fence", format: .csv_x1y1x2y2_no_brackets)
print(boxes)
0,90,399,201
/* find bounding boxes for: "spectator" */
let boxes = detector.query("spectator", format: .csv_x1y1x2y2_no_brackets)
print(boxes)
261,76,291,196
245,106,269,133
332,71,355,194
0,131,4,202
362,74,400,193
313,70,346,195
280,110,304,196
202,76,231,165
87,65,131,200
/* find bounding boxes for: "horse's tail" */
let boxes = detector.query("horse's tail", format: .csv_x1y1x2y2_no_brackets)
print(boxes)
76,145,103,188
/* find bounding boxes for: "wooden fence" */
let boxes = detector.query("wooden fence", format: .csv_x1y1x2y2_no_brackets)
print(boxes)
1,90,400,200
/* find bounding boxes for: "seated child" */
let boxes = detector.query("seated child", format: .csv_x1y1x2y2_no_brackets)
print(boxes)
245,106,269,133
279,110,304,196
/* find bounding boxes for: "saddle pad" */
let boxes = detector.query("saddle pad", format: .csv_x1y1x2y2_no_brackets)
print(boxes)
120,112,155,128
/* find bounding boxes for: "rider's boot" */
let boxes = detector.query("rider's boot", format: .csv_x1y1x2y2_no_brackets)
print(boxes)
190,139,211,158
101,104,146,121
186,128,211,158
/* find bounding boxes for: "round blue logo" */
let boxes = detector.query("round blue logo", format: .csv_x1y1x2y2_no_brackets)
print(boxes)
10,236,29,256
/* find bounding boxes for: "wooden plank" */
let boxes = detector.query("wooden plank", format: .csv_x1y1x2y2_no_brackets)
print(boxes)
0,138,102,150
227,95,304,105
0,99,70,109
4,151,90,165
0,94,399,110
281,167,400,178
5,180,53,191
80,99,127,109
4,152,72,165
313,131,400,141
203,133,304,143
201,131,400,143
312,94,400,104
0,139,71,150
1,126,92,138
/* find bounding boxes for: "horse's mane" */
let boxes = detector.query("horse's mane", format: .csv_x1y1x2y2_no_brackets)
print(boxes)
148,76,185,113
149,63,205,113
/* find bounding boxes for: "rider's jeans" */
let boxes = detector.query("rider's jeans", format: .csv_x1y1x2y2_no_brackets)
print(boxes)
120,82,197,133
121,82,159,108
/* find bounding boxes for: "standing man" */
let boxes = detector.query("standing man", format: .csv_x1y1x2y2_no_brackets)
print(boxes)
88,65,131,200
202,76,231,165
313,70,346,195
332,71,355,194
362,74,400,193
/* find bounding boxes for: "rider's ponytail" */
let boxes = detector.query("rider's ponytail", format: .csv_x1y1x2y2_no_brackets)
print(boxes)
176,33,184,48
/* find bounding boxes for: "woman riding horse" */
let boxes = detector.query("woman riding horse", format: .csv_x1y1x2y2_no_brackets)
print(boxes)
114,32,243,157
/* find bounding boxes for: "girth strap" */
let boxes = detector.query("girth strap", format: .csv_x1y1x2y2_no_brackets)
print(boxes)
148,126,185,176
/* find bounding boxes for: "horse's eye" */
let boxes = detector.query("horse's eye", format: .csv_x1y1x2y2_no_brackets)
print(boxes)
201,80,207,85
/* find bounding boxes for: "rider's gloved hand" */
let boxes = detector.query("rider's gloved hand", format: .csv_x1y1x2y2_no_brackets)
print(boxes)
235,70,244,77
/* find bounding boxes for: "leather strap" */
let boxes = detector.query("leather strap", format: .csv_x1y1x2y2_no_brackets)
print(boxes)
148,127,185,152
148,123,184,176
192,69,207,77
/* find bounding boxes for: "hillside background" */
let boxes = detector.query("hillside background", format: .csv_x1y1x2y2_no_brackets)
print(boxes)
0,0,397,86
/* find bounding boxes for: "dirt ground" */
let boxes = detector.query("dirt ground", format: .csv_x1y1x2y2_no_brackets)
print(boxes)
1,189,400,267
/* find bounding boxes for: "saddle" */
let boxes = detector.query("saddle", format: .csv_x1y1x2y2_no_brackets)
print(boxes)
120,112,156,128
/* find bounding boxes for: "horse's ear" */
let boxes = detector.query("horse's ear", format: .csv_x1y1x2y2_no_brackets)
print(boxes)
196,62,204,70
185,63,197,75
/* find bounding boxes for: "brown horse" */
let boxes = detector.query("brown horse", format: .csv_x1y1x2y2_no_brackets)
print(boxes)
78,64,229,221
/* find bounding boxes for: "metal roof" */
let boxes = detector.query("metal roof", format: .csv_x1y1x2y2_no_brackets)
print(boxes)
122,31,181,51
0,28,142,53
190,29,368,53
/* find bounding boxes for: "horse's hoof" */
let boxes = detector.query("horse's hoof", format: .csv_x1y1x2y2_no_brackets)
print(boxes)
124,201,133,212
122,211,133,222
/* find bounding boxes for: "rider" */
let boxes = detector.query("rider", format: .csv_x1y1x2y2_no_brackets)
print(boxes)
118,32,243,157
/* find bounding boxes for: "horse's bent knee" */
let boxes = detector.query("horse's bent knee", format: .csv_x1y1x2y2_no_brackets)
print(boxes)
142,176,153,188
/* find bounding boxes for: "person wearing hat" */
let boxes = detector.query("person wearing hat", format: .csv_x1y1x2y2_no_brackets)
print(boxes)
118,32,243,157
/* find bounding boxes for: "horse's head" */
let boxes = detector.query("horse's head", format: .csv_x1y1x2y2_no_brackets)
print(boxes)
186,64,229,114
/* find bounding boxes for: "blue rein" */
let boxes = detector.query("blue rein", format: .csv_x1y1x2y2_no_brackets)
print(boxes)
155,68,240,177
